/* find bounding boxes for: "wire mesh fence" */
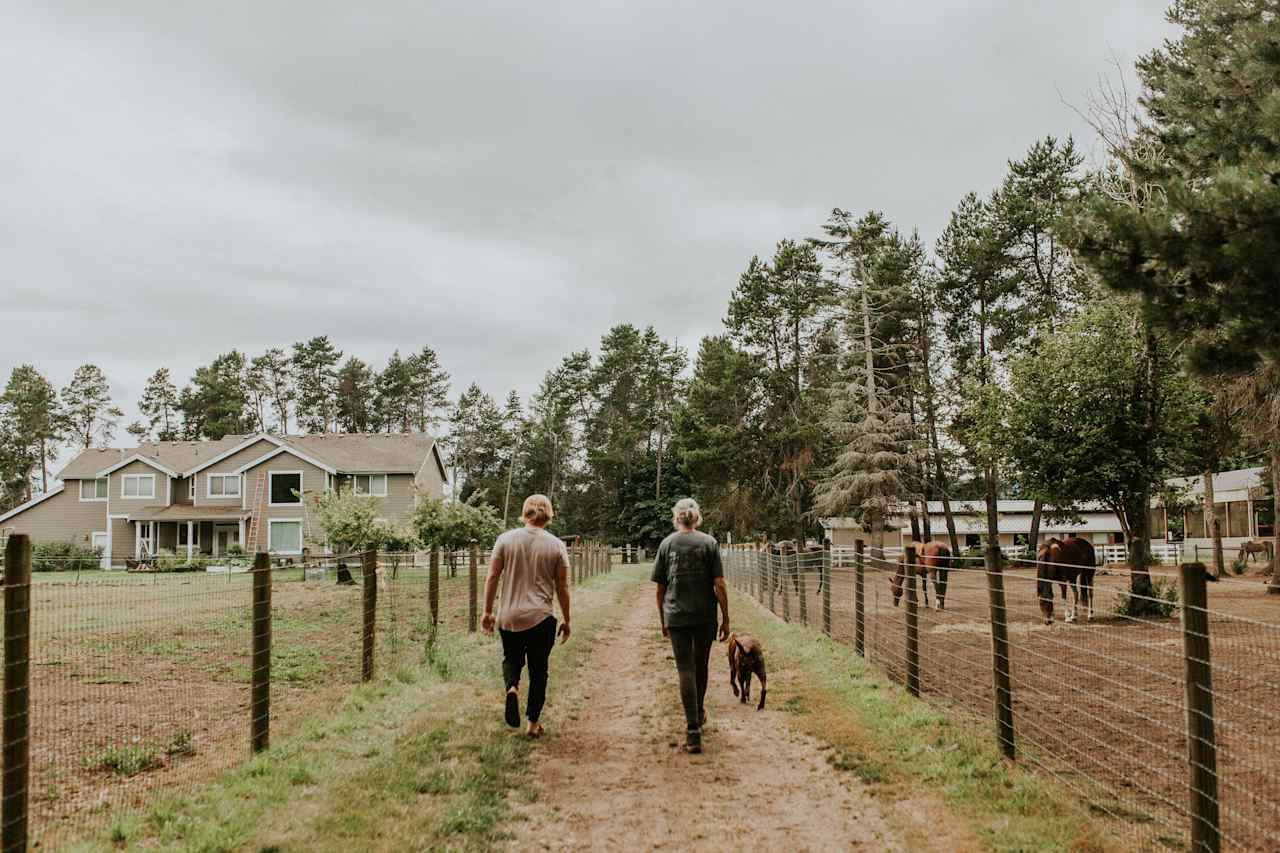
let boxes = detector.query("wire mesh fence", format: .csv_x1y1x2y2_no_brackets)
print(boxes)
0,535,616,850
722,540,1280,852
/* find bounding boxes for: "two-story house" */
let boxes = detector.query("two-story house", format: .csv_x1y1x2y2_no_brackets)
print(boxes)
0,433,448,567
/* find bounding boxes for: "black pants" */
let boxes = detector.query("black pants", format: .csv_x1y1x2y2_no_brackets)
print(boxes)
668,622,716,732
500,616,557,723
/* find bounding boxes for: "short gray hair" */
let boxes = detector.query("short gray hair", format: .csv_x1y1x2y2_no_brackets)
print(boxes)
672,498,702,529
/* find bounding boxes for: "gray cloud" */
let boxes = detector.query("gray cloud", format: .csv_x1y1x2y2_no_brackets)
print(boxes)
3,0,1173,440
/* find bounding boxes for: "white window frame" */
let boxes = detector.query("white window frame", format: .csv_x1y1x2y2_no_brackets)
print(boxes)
189,477,196,500
352,474,388,497
79,478,108,502
121,474,156,500
267,518,304,555
268,471,303,507
207,473,243,499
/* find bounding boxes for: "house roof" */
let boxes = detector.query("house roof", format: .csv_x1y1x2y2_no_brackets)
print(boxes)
0,486,66,524
1166,467,1266,500
56,432,444,481
126,505,251,522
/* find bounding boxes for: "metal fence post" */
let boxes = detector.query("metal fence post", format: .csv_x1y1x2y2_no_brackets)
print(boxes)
1181,563,1221,853
428,547,440,629
250,551,272,754
854,539,865,657
985,545,1016,760
361,550,377,680
468,542,479,633
3,535,31,853
905,544,920,697
822,544,832,637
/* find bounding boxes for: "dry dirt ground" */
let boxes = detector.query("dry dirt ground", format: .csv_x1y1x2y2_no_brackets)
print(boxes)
506,584,902,852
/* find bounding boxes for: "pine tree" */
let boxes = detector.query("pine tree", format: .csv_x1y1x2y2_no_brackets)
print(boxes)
0,365,61,495
180,351,253,440
292,336,342,433
60,364,123,450
374,351,415,433
407,346,451,433
335,357,376,433
139,368,181,441
252,348,294,433
126,421,150,443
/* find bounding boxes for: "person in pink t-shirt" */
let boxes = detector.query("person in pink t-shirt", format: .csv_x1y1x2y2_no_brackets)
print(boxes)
481,494,572,738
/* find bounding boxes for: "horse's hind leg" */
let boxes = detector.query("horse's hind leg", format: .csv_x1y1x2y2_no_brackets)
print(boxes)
935,567,948,610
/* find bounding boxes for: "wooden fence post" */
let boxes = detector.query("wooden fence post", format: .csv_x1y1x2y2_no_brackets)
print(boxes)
361,550,377,681
797,549,808,626
1181,563,1221,853
767,544,776,614
985,545,1016,760
822,543,832,637
250,551,272,754
3,535,31,853
428,547,440,629
854,539,865,657
468,542,479,633
904,544,920,697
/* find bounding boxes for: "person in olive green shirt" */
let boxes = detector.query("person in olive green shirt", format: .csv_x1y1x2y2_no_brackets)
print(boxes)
651,498,729,754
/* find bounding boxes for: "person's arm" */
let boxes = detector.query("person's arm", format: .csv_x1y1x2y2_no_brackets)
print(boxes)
655,582,669,637
651,544,669,637
481,547,504,634
714,576,730,641
711,540,729,641
555,554,572,643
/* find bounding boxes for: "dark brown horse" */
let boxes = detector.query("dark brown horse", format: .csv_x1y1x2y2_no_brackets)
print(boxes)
1036,536,1097,624
770,540,826,595
891,541,953,610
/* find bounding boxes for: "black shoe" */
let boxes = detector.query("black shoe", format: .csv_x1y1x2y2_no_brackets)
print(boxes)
505,690,520,728
684,729,703,754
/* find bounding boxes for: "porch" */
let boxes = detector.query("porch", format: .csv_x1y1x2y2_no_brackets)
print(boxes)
127,506,251,562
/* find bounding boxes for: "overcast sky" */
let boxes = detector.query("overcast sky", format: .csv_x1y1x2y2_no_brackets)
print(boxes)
3,1,1173,443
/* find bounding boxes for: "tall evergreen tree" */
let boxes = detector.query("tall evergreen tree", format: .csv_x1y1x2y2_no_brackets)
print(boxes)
60,364,123,450
374,351,416,433
0,365,60,494
139,367,181,441
252,348,294,433
335,356,376,433
180,351,253,440
407,346,451,433
291,336,342,433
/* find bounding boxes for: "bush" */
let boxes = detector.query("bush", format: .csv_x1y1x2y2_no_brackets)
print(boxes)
32,541,101,572
1113,575,1179,619
153,548,179,572
88,743,160,777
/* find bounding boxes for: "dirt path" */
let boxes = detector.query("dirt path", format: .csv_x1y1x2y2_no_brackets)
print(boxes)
507,583,901,851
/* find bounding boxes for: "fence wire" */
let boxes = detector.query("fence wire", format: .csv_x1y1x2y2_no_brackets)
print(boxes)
1,540,616,849
721,542,1280,853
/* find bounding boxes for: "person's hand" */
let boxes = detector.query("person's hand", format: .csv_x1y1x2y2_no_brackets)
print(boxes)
481,612,496,635
558,621,571,644
718,620,730,642
661,622,669,639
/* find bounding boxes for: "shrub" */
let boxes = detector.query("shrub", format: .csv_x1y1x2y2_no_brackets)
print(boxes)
1113,575,1179,619
153,548,179,572
89,743,160,776
32,541,101,572
165,729,195,757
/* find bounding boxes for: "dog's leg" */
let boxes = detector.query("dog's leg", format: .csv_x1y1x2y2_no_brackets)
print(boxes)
756,663,767,711
741,671,750,704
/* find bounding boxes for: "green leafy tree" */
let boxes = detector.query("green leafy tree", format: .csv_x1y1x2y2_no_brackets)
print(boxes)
407,346,451,433
60,364,123,450
139,368,181,441
252,348,294,433
312,489,402,552
125,421,150,443
292,336,342,433
1221,361,1280,592
411,497,503,551
1005,299,1201,602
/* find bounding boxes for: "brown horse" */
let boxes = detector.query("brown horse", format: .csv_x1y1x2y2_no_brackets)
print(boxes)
1239,540,1275,563
770,540,826,595
1036,536,1097,624
891,541,953,610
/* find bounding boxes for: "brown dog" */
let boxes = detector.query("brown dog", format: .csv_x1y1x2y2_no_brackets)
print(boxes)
727,632,767,710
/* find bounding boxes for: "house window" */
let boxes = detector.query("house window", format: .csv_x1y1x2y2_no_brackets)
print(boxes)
178,524,200,547
268,520,303,554
122,474,156,499
269,472,302,506
1227,501,1249,538
189,478,196,499
79,478,108,501
352,474,387,497
965,534,981,549
208,474,242,498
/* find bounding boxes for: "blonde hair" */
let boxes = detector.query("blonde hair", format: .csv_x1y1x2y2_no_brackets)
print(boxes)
672,497,702,530
522,494,554,526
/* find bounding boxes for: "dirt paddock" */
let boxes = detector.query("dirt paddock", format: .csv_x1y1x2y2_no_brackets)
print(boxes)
729,553,1280,851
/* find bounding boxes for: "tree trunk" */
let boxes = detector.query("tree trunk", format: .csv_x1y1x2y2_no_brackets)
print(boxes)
1204,468,1226,579
1027,498,1043,562
983,463,1001,556
919,497,933,541
1126,494,1157,604
919,326,960,555
39,436,49,494
908,507,921,543
869,508,885,556
1270,446,1280,594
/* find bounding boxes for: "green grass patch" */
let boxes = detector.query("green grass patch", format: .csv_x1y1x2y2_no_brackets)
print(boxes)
731,589,1118,853
86,743,161,777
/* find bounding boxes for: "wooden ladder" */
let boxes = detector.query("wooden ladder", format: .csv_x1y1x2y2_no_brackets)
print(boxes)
245,472,267,553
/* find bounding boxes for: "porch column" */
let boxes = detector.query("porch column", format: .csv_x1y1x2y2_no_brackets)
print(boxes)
134,522,142,559
238,518,246,551
187,520,194,562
